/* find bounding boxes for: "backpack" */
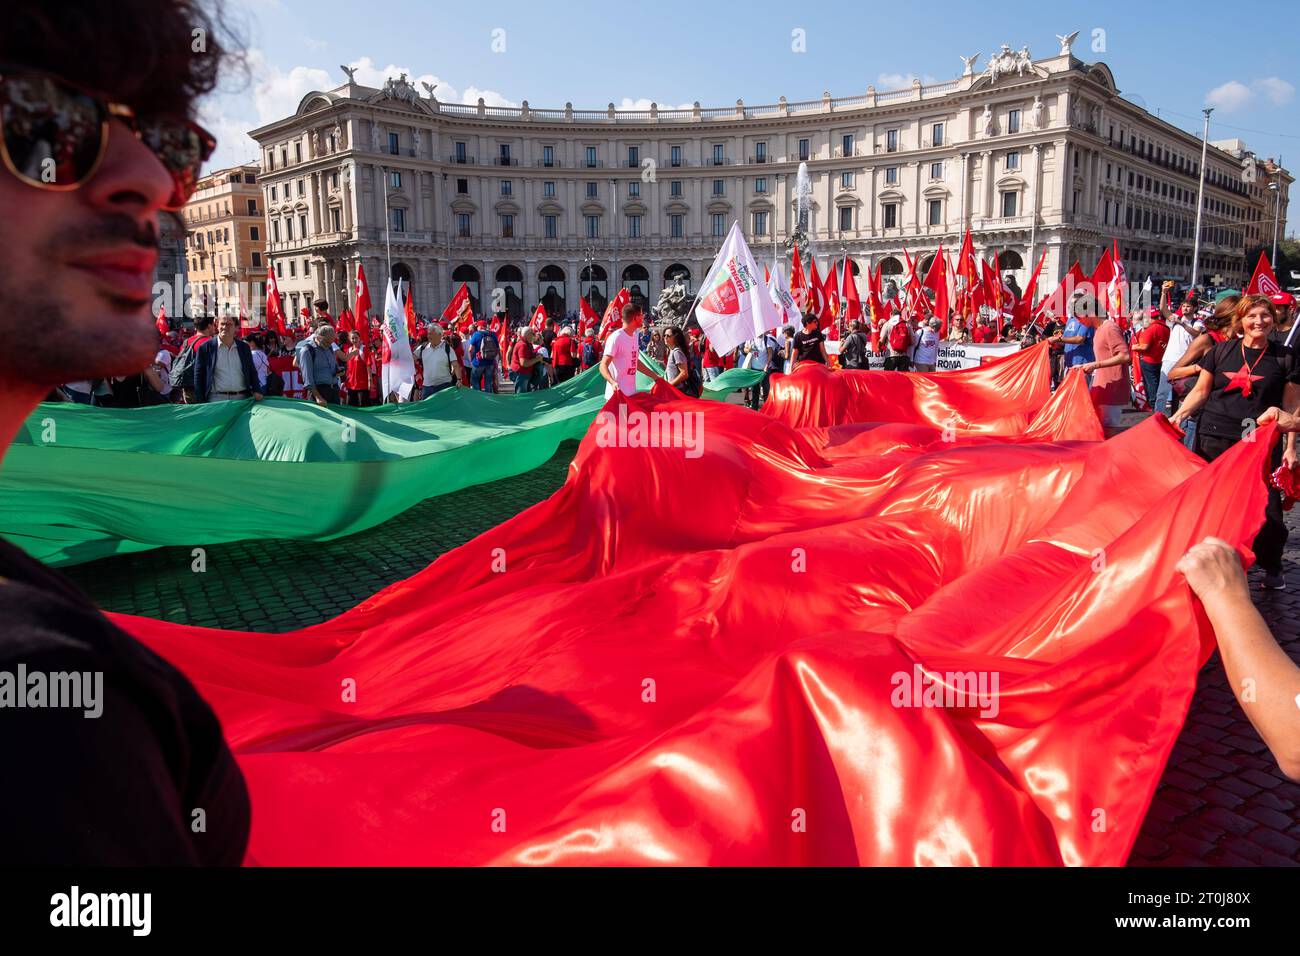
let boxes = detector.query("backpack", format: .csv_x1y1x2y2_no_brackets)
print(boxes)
477,332,500,363
416,341,456,385
581,340,599,368
263,368,284,396
888,321,910,353
171,335,202,389
841,331,865,369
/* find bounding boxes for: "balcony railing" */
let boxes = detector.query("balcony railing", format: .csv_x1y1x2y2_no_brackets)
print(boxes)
449,155,477,164
495,157,519,166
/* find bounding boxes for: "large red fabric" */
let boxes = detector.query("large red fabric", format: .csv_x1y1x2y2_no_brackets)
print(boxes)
113,343,1275,865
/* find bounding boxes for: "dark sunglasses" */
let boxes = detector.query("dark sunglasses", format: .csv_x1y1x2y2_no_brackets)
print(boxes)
0,66,215,210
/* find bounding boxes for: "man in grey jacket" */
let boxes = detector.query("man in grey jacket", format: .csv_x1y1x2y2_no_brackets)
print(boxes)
297,324,342,405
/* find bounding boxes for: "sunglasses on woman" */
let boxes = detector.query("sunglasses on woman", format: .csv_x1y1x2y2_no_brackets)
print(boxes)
0,66,215,210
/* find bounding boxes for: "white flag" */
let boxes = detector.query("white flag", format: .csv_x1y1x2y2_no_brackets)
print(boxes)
766,263,799,328
381,279,416,401
694,222,781,354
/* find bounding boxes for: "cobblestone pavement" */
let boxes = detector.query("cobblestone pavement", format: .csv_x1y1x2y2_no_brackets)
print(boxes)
66,412,1298,866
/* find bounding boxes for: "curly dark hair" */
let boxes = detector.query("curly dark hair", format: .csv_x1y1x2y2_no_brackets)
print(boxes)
1,0,243,118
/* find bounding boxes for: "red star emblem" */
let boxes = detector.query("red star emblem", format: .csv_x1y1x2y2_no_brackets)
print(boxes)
1223,365,1264,397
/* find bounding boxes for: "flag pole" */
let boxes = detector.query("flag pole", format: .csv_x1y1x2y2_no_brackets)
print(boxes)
382,165,393,296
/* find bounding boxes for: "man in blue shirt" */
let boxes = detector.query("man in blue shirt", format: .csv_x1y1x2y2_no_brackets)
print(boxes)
1057,295,1096,371
467,317,501,392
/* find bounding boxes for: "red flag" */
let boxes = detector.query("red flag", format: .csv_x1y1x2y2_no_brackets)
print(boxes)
956,230,978,317
1016,250,1047,327
441,283,471,325
155,304,168,337
579,295,601,335
404,283,418,339
763,263,771,284
529,303,548,332
1108,239,1129,329
807,256,824,318
823,259,841,332
598,288,630,341
922,244,950,337
790,244,808,313
841,258,863,324
336,307,353,336
1245,250,1282,296
353,265,373,344
265,264,289,337
902,248,928,316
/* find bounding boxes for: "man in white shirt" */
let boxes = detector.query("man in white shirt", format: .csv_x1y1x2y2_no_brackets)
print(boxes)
415,324,462,398
599,302,661,399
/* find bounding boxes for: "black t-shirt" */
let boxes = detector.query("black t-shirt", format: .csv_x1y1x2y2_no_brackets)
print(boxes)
1197,338,1300,439
0,539,250,864
792,329,826,364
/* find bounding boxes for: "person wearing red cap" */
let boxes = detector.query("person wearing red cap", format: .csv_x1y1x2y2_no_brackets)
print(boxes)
1269,292,1297,360
1132,305,1169,411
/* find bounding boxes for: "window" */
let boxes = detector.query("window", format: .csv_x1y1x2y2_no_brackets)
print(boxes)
1001,191,1018,217
294,142,302,163
586,181,598,198
388,132,399,155
299,214,307,237
269,185,277,201
932,123,944,147
390,170,402,188
840,171,854,189
586,146,597,167
755,142,767,163
543,145,555,167
628,181,640,198
838,207,852,232
285,218,293,240
244,172,256,184
670,214,683,238
712,179,724,197
330,172,339,189
585,215,600,238
544,214,557,239
755,177,767,194
250,225,260,241
671,145,682,167
930,161,943,180
501,214,514,238
288,260,295,278
1008,110,1021,134
885,166,898,185
754,211,769,236
272,220,280,242
798,138,810,161
296,179,305,197
455,141,467,163
628,214,642,238
391,208,406,232
302,259,309,276
670,180,682,197
543,181,556,198
500,179,512,196
711,213,725,237
713,144,724,165
456,178,468,194
882,203,898,228
456,213,471,237
280,148,287,167
928,199,942,226
331,208,341,232
1006,151,1020,171
628,146,639,168
500,143,511,164
251,252,262,267
842,133,854,156
886,129,899,152
246,198,258,215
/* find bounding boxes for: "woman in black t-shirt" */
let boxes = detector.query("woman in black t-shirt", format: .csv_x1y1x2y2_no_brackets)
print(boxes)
1172,295,1300,586
791,313,828,368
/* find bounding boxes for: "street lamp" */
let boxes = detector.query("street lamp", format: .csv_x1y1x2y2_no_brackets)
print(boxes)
1191,107,1213,290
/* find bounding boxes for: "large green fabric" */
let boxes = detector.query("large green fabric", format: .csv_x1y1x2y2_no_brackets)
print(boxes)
0,354,765,567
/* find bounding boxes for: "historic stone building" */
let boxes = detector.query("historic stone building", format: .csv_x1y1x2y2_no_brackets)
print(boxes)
248,36,1289,321
181,163,268,320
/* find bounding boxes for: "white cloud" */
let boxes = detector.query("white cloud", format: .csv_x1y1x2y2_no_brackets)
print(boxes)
614,97,697,111
1206,76,1297,112
1255,76,1295,106
876,72,938,90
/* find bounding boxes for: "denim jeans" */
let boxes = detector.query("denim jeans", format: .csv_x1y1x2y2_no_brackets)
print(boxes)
421,382,454,399
1153,367,1173,415
470,364,496,393
702,366,721,382
510,371,532,393
1139,361,1161,412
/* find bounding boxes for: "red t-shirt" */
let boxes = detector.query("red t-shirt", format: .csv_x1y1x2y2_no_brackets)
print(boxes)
1137,320,1169,365
345,350,369,391
510,338,534,372
702,346,722,368
552,334,577,366
971,324,995,344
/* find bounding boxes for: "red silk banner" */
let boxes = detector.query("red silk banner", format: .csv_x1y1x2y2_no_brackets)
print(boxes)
113,343,1274,865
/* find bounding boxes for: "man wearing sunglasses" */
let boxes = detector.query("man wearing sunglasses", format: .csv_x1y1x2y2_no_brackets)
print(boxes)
0,1,249,864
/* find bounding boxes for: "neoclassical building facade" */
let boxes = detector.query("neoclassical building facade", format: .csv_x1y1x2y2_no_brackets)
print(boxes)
248,36,1289,322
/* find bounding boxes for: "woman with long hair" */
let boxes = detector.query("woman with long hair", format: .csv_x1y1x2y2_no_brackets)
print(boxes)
1171,295,1300,589
663,326,698,397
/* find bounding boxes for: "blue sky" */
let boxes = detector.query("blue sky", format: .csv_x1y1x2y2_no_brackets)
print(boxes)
204,0,1299,175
